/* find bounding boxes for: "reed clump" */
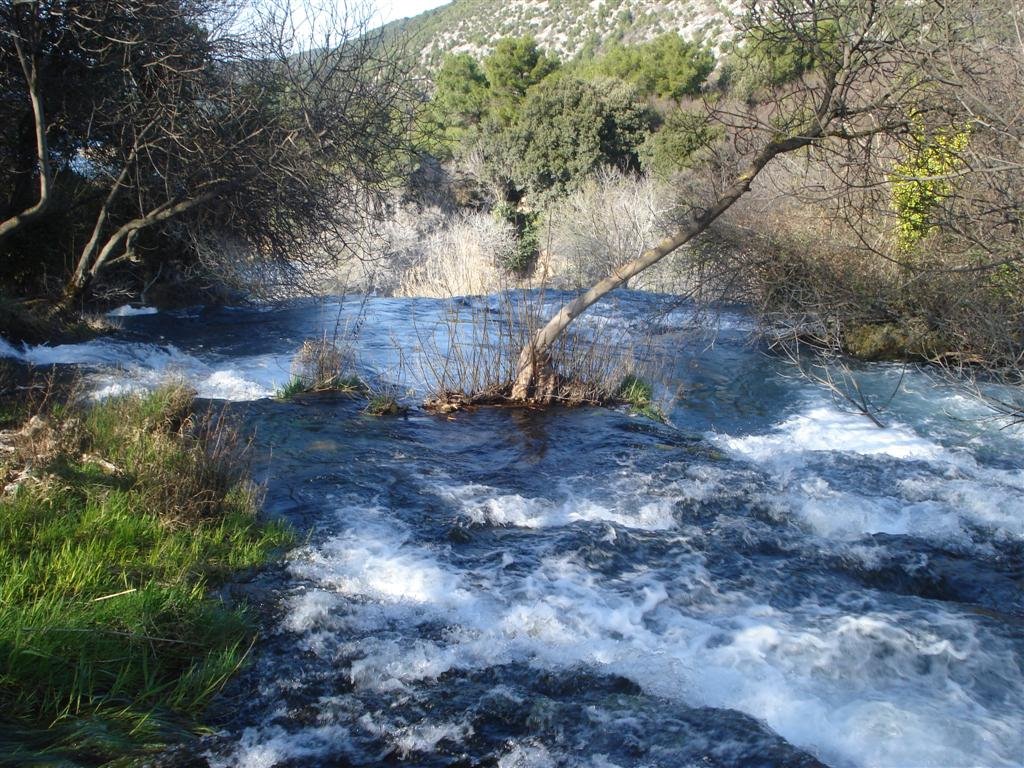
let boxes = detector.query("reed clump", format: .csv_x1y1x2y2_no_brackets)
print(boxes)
277,336,367,399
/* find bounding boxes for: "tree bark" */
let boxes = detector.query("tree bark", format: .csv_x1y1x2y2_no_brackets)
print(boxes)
0,40,51,247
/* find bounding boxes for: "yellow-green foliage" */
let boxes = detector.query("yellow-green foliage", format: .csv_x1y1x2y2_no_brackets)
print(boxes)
0,385,291,762
890,123,970,252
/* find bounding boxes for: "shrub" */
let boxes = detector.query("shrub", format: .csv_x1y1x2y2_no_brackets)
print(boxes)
583,33,715,99
890,123,971,252
397,211,517,297
283,337,365,396
420,291,660,410
639,108,722,177
493,202,540,274
546,168,689,291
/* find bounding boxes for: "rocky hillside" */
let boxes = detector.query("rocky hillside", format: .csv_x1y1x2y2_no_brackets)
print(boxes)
384,0,743,71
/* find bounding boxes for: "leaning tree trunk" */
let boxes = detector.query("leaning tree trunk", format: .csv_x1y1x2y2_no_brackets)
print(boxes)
510,132,823,402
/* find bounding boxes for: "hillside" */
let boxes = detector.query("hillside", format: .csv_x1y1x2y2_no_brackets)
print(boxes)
382,0,743,72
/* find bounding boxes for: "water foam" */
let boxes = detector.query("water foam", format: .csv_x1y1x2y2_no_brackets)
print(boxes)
439,483,677,531
0,336,22,359
4,336,288,401
266,494,1022,768
713,403,1024,541
106,304,158,317
718,406,944,462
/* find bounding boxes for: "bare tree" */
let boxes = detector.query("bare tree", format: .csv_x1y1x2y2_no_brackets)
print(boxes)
510,0,934,401
1,0,416,304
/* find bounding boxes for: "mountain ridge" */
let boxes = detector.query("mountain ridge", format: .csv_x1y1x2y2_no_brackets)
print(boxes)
382,0,743,72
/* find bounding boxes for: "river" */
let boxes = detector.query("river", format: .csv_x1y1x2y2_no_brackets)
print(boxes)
3,291,1022,768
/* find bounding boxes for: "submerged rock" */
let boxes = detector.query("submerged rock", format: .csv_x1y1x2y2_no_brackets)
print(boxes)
842,319,950,362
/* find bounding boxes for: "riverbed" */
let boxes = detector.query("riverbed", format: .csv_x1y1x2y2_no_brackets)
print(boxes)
3,292,1022,768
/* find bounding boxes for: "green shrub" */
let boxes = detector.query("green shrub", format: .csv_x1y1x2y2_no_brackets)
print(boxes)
639,108,721,176
890,123,970,253
509,75,655,200
582,33,715,99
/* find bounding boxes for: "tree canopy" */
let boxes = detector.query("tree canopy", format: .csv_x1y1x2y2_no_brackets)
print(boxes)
511,75,654,200
582,33,715,99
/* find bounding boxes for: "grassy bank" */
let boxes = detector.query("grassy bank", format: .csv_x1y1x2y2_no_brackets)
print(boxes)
0,382,291,765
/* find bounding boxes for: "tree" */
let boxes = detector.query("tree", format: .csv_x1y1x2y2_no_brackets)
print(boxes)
510,75,654,201
509,0,933,401
588,33,715,100
483,36,558,125
638,108,721,177
0,0,416,305
0,3,51,245
720,9,840,102
422,53,490,155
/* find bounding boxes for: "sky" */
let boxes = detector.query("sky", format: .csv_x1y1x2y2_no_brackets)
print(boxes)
250,0,452,50
372,0,451,26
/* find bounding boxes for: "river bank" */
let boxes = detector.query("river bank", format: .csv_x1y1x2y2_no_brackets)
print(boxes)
0,376,291,765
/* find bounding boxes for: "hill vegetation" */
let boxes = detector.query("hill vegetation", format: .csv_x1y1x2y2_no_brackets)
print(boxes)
383,0,742,70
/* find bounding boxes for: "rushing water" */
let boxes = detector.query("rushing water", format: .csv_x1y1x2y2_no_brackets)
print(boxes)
3,293,1023,768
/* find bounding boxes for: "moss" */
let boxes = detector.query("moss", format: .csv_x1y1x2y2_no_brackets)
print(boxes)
842,320,951,362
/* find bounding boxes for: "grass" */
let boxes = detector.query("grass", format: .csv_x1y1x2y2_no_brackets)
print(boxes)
616,374,664,421
275,337,368,400
275,374,365,400
364,392,406,416
0,383,292,764
0,292,111,346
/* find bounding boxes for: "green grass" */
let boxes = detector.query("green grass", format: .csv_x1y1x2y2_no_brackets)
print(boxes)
617,374,664,421
275,376,308,400
0,385,292,763
274,374,366,400
364,392,406,416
